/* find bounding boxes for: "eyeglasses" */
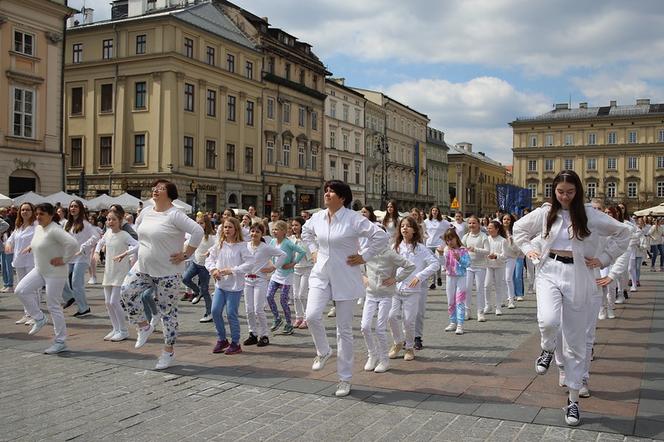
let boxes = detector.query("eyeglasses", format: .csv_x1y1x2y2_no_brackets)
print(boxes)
152,187,167,192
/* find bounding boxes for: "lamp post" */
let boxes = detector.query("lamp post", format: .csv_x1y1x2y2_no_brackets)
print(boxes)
478,172,485,216
108,169,113,195
375,133,390,210
190,180,198,214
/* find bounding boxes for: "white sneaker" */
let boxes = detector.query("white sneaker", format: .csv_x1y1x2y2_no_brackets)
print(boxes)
199,314,213,323
508,301,516,309
87,277,97,285
25,318,35,326
607,308,616,319
455,325,464,335
516,296,524,302
28,314,48,335
357,297,364,305
155,351,174,370
103,330,116,341
444,322,457,332
477,312,486,322
495,307,503,316
335,381,351,397
374,360,390,373
615,295,625,304
15,314,30,325
135,324,154,349
597,308,607,320
364,356,378,371
483,305,490,314
312,350,332,371
44,341,68,354
111,331,129,342
149,314,160,330
327,307,336,318
579,380,591,398
465,309,470,320
630,286,637,292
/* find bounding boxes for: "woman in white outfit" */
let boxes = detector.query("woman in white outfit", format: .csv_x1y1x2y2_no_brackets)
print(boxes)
484,221,508,316
7,203,37,325
513,170,630,427
290,217,313,329
502,213,522,309
302,180,388,398
424,207,450,291
462,215,490,322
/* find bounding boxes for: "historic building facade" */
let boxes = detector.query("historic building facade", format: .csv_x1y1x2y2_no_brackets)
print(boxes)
0,0,74,197
511,99,664,209
426,127,450,212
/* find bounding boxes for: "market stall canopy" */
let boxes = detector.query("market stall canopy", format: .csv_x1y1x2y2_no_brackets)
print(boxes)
142,198,192,214
634,203,664,217
86,194,115,211
0,193,12,207
13,191,48,206
111,193,142,212
44,191,81,206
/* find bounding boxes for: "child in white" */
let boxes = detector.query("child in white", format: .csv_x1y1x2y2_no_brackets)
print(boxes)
484,220,508,316
440,229,471,334
7,203,37,324
388,217,439,361
95,211,138,342
290,217,313,329
462,215,490,322
502,214,523,309
362,245,415,373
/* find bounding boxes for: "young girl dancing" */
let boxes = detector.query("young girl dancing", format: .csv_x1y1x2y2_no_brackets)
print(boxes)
462,215,490,322
290,217,313,329
485,220,508,316
439,229,471,335
182,215,216,322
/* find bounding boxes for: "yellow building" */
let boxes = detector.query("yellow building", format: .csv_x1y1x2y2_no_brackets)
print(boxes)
220,1,329,218
0,0,74,197
63,1,264,213
511,99,664,210
448,142,507,216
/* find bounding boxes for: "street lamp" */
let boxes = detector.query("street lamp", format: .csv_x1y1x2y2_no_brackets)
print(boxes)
478,172,485,216
190,180,199,214
375,133,389,210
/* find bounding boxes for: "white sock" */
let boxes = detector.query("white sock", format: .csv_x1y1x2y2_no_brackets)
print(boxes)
569,389,579,403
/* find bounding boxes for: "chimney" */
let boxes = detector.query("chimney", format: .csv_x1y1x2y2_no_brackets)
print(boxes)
610,100,617,107
83,7,94,24
555,103,569,110
579,102,587,109
478,152,486,156
636,98,651,105
66,16,77,27
262,17,269,22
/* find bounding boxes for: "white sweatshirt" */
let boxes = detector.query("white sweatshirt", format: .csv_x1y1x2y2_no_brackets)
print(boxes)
64,220,101,264
31,222,79,278
462,230,490,268
395,242,439,295
485,235,508,268
205,241,255,291
7,223,36,268
245,241,286,282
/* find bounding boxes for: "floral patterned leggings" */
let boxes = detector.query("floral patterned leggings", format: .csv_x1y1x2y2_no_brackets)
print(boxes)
266,280,292,325
121,272,181,345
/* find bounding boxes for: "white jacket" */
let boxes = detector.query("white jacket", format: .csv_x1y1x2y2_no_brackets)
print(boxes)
462,230,490,268
485,235,508,268
396,242,439,295
364,247,416,297
205,241,255,291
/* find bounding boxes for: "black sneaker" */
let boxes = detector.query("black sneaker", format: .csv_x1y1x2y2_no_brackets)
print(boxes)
257,336,270,347
564,400,580,426
73,308,91,317
623,290,629,300
535,350,554,374
270,318,283,332
414,336,423,350
243,333,258,346
437,277,442,286
62,298,75,309
429,283,436,290
191,294,202,305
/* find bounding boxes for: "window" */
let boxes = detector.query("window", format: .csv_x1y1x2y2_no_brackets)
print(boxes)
134,134,145,164
183,136,194,166
343,163,349,182
343,105,349,122
628,156,638,169
245,61,253,79
545,134,553,146
355,109,361,126
206,89,216,117
607,131,617,144
298,106,305,127
72,43,82,63
529,135,537,147
544,159,554,171
245,147,254,174
311,147,317,170
329,130,335,148
184,83,194,112
658,181,664,198
299,68,305,84
135,81,146,109
136,35,146,54
206,46,215,65
266,140,274,165
102,39,113,59
100,136,112,166
607,157,617,170
12,87,34,138
226,53,235,72
227,95,236,121
246,100,254,126
586,182,597,198
205,140,216,169
224,144,234,171
184,38,193,58
282,143,290,167
285,63,291,80
330,101,336,119
355,137,360,153
628,130,638,144
330,159,336,177
100,84,113,113
298,144,305,168
587,133,596,145
267,97,275,119
564,133,574,146
283,102,290,123
564,158,574,170
658,156,664,169
527,183,537,198
586,158,597,171
527,159,537,172
355,162,361,184
544,183,552,198
71,138,82,167
659,129,664,143
267,56,275,74
627,182,638,198
71,87,83,115
312,111,318,130
606,182,616,198
14,30,34,56
343,134,349,150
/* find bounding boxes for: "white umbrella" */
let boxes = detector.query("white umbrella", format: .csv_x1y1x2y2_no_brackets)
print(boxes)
44,191,81,206
232,208,248,216
634,203,664,217
13,191,48,205
111,192,142,212
86,194,115,211
0,193,12,207
142,198,192,214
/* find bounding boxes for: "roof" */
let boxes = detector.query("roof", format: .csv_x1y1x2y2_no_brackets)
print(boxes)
512,102,664,124
447,142,504,168
352,87,429,120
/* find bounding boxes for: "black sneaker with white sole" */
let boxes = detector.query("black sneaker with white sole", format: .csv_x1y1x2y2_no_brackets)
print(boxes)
73,308,91,317
536,350,554,374
564,400,580,426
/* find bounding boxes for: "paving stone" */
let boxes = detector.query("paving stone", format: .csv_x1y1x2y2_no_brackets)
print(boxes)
416,393,482,415
473,402,541,423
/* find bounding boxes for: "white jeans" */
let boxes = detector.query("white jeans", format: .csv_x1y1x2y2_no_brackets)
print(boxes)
293,268,311,320
360,295,392,362
537,259,587,391
505,258,516,302
15,265,36,315
103,286,127,334
306,285,354,382
466,266,487,313
244,277,269,337
484,266,507,309
15,268,67,343
525,258,536,292
415,287,428,338
388,291,420,349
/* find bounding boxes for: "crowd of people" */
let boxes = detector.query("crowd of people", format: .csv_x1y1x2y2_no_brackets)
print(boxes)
1,171,663,426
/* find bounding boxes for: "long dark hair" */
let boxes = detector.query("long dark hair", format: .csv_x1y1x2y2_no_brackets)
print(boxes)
65,200,87,234
502,213,516,235
361,205,377,223
545,170,590,240
489,220,507,238
394,216,423,252
383,199,399,227
428,206,443,221
35,203,60,224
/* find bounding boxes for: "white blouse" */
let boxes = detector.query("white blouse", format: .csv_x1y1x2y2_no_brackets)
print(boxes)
245,241,286,282
97,230,138,286
205,241,255,291
7,223,37,268
424,218,451,247
395,242,439,295
64,220,101,264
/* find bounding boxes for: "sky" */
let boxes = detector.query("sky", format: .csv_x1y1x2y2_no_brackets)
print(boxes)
73,0,664,165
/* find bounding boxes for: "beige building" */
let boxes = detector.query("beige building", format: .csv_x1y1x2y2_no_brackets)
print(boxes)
426,127,450,212
363,99,387,209
323,78,366,209
0,0,74,197
220,1,328,218
63,0,264,213
511,99,664,209
448,142,507,216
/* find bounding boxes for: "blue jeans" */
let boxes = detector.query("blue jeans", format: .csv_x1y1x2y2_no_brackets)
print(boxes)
1,251,14,288
182,262,211,315
62,261,89,312
211,288,241,344
141,289,158,322
514,258,525,297
651,244,664,267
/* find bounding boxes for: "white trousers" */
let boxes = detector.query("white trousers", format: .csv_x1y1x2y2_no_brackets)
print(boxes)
583,290,604,380
15,268,67,342
244,278,269,337
15,265,36,315
415,287,428,338
103,285,127,334
466,266,487,313
388,292,420,349
484,266,507,309
525,258,536,292
505,258,516,302
292,268,311,320
536,259,587,391
360,295,392,362
306,286,354,382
